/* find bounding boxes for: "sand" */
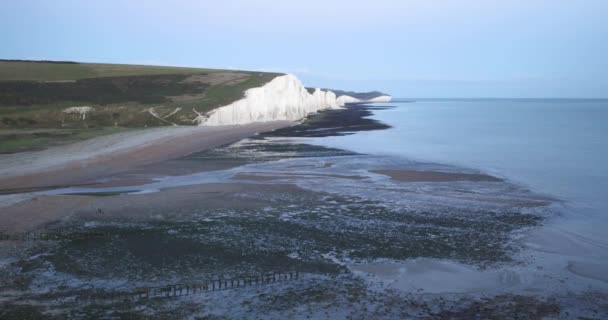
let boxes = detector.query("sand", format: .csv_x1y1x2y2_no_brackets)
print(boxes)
231,172,365,182
370,169,502,182
0,121,292,192
0,183,302,233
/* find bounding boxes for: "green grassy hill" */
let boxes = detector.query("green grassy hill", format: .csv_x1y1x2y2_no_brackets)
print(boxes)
0,60,224,81
0,60,281,153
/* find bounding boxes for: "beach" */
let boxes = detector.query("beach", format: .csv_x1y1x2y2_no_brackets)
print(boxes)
1,102,607,318
0,121,291,193
3,1,605,317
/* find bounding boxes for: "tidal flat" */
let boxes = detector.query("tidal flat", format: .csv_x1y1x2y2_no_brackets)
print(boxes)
1,104,605,319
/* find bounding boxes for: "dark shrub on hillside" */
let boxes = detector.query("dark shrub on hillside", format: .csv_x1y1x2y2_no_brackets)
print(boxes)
0,74,209,106
0,59,79,64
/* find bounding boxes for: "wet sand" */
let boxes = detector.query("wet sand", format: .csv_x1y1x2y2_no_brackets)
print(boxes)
371,169,502,182
0,183,301,233
231,172,365,182
1,104,605,319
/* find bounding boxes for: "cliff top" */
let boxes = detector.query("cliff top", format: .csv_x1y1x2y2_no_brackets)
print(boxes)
0,60,281,153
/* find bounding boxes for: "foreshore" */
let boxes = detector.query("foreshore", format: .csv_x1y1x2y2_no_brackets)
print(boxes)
0,121,292,193
1,103,604,319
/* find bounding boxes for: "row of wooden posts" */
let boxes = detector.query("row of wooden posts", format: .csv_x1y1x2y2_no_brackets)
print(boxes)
80,271,300,304
0,231,110,241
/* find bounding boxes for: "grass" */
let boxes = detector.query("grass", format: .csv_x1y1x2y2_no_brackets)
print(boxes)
0,127,134,154
0,71,279,129
0,74,211,106
0,136,45,153
0,60,282,152
0,61,232,81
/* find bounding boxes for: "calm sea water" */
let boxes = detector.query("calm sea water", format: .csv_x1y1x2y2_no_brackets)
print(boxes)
316,99,608,242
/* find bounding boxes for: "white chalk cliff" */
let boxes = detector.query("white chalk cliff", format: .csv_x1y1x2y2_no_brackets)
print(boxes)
197,74,391,126
366,95,392,102
336,94,393,105
336,95,362,106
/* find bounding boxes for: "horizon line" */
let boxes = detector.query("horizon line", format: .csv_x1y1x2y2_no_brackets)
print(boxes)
393,97,608,101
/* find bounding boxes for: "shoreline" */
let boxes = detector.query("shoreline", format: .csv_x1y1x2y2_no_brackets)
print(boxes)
1,103,606,318
370,169,502,182
0,121,292,193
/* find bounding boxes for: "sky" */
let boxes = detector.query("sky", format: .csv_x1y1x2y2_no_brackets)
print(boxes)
2,0,607,98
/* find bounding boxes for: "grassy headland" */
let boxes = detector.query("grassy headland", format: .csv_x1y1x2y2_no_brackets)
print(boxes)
0,60,281,153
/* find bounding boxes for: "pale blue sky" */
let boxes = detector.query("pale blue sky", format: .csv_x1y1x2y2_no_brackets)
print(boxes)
2,0,607,98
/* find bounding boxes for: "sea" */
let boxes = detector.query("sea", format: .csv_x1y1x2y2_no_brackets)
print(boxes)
309,98,608,295
317,99,608,242
34,98,608,304
13,99,608,319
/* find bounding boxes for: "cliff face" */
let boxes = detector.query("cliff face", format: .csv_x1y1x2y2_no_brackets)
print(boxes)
366,95,392,102
336,95,362,106
198,74,392,126
198,75,341,126
336,94,393,105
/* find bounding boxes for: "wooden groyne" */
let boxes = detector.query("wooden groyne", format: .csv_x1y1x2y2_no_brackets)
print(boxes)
80,271,300,304
0,230,110,242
